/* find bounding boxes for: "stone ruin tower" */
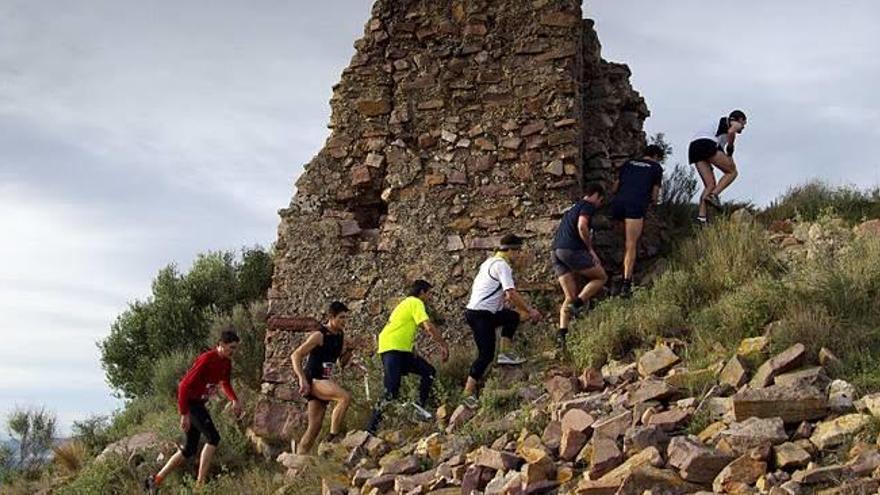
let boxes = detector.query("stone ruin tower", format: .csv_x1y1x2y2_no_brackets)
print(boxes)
254,0,649,441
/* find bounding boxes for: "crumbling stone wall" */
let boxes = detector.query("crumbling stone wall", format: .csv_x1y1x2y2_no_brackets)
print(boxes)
254,0,648,441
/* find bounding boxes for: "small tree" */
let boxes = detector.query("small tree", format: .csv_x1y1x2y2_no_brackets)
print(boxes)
6,407,57,473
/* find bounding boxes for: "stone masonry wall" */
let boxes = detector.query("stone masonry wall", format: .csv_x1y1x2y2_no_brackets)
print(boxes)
254,0,648,442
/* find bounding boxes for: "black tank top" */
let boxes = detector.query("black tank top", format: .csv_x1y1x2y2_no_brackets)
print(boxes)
305,326,344,380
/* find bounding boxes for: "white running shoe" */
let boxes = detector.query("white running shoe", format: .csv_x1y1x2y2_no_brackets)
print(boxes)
496,352,527,365
410,403,434,422
462,395,480,410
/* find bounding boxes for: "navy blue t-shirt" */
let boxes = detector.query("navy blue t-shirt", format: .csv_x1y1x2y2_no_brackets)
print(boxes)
614,159,663,207
552,200,596,250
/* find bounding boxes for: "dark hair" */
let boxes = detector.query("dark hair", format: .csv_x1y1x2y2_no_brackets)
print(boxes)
408,279,432,297
498,234,524,251
583,182,605,198
328,301,348,317
717,110,747,136
643,144,666,161
729,109,747,122
219,330,240,344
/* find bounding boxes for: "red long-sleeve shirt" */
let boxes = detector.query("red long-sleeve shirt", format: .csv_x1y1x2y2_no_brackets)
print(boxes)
177,349,237,415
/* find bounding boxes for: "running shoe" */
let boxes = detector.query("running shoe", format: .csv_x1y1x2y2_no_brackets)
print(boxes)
462,395,480,410
410,403,434,422
143,475,159,495
496,352,527,365
704,193,722,210
555,329,568,350
565,303,583,320
324,432,341,444
694,216,709,229
620,279,633,299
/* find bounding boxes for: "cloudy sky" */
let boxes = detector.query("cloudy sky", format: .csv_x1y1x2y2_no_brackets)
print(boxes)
1,1,877,435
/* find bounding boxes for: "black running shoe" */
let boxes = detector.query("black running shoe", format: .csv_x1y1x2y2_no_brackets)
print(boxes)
620,279,633,299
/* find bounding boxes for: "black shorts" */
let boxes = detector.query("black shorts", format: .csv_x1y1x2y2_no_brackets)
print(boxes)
551,248,595,276
610,199,648,220
180,401,220,458
688,138,720,164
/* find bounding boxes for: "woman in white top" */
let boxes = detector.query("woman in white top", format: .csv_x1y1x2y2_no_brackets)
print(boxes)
688,110,747,224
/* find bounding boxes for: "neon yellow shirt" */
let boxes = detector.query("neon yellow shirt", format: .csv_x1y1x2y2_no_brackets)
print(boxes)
377,296,430,353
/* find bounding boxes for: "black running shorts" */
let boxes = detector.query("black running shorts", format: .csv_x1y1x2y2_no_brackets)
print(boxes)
610,199,648,220
688,138,720,164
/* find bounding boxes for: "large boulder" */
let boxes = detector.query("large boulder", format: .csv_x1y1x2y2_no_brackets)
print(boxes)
731,385,827,422
96,432,175,464
667,436,734,484
749,344,806,388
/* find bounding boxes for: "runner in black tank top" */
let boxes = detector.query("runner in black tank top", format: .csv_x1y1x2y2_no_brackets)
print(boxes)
290,301,353,454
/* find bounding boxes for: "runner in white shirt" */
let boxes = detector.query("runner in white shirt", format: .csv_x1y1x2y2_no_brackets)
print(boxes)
688,110,748,226
461,234,543,409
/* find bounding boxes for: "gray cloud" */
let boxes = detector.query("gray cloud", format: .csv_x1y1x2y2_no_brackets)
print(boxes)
1,0,878,433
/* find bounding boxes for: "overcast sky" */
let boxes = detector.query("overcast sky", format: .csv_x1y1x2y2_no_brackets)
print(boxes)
1,1,878,435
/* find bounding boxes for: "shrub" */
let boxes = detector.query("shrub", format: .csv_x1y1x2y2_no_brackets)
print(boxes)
208,301,268,390
56,454,136,495
71,415,111,457
764,181,880,224
53,440,89,477
5,406,57,475
149,349,198,401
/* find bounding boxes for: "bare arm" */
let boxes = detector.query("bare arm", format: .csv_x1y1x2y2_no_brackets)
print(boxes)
725,129,738,156
577,215,592,250
421,321,449,362
505,288,542,322
290,331,323,386
651,184,661,205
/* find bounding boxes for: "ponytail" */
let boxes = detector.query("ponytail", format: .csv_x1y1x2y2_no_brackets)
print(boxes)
715,117,729,137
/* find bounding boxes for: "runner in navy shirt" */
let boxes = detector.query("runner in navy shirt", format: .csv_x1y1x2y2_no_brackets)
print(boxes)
550,182,608,350
610,144,665,297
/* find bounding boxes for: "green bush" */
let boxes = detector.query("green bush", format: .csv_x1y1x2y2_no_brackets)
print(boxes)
764,181,880,224
56,455,135,495
100,247,273,398
209,301,268,390
71,415,111,457
150,349,198,402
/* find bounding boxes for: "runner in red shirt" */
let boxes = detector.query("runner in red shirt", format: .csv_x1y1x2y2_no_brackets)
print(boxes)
145,330,242,492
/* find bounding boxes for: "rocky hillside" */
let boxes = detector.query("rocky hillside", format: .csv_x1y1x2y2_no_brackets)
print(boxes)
267,213,880,495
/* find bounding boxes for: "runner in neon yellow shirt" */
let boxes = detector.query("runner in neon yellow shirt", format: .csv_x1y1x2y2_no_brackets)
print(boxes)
367,280,449,433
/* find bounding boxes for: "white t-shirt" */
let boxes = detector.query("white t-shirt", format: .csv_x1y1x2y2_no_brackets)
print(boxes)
466,256,516,313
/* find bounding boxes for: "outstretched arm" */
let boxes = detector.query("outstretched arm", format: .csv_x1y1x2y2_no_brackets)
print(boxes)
504,289,542,322
421,321,449,362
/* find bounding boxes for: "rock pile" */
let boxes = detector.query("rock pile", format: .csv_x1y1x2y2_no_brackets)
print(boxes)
259,0,652,443
278,340,880,494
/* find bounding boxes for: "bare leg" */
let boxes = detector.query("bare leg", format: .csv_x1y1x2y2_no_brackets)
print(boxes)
709,152,738,195
296,400,327,454
557,273,580,330
154,450,186,482
196,443,216,485
311,380,351,436
576,265,608,303
623,219,644,280
695,161,716,217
